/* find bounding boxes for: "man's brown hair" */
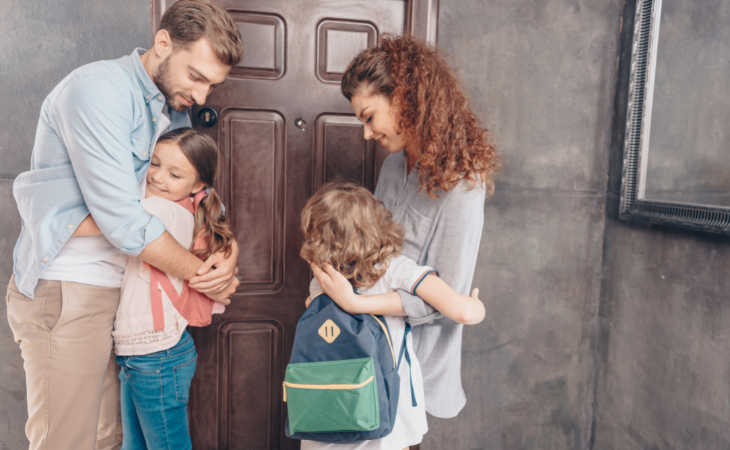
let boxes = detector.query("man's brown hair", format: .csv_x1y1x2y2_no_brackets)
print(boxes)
160,0,243,66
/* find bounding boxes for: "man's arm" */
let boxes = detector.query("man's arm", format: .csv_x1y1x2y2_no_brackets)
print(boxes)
72,214,239,299
52,75,238,300
53,75,167,257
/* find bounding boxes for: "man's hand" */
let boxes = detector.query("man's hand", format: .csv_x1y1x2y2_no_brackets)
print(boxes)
190,240,240,295
310,263,359,314
305,296,312,308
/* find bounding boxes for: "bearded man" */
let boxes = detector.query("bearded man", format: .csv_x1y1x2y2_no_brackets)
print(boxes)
7,2,243,449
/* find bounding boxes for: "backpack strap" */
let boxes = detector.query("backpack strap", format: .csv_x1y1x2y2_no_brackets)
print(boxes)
149,265,182,331
396,322,418,407
369,315,396,369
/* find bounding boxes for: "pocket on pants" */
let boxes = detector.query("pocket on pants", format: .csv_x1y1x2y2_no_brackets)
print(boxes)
6,284,31,303
173,356,197,402
124,357,162,375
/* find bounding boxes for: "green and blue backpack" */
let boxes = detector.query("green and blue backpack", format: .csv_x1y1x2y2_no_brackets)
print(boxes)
283,291,416,443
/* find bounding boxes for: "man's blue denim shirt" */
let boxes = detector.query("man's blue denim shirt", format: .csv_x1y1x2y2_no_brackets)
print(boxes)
12,48,192,297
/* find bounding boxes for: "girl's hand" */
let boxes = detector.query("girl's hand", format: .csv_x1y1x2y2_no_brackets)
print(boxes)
310,263,359,313
190,240,240,296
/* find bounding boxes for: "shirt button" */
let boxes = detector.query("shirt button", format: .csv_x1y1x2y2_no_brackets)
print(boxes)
157,95,163,101
145,95,150,100
142,151,147,157
152,117,157,123
42,257,49,262
67,224,74,229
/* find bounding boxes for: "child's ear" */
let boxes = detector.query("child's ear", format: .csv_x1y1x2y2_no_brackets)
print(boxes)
192,181,206,195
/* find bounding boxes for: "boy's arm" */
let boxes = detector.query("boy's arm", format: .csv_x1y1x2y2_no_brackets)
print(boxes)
414,275,485,325
310,261,484,323
394,185,486,326
310,263,406,316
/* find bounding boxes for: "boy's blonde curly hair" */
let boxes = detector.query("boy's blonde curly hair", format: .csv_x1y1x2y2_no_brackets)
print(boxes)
300,183,404,289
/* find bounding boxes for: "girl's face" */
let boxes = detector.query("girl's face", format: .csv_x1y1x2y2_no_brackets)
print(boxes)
146,141,205,201
350,85,408,154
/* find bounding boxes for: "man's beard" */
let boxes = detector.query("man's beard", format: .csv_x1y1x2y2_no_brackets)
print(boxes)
154,56,189,112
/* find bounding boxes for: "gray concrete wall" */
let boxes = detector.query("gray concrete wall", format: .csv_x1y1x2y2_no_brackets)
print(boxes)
0,1,151,448
427,1,622,448
591,1,730,449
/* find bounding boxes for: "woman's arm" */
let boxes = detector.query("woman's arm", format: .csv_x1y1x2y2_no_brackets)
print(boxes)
71,215,103,236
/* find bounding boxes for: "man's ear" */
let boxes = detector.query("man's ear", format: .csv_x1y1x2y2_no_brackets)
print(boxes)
153,29,173,59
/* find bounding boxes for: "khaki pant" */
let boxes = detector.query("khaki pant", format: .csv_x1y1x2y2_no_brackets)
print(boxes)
6,275,123,450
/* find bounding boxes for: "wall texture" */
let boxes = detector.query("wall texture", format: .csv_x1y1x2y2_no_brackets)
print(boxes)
592,1,730,449
0,1,151,448
2,0,730,449
427,1,622,448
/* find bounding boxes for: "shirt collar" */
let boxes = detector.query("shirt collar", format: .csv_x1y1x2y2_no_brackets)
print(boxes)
130,48,162,105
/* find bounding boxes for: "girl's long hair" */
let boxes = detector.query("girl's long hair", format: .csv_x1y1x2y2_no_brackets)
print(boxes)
156,128,234,259
300,183,404,289
341,34,501,198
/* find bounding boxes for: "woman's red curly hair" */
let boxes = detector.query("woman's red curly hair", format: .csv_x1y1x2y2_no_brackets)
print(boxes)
342,34,500,197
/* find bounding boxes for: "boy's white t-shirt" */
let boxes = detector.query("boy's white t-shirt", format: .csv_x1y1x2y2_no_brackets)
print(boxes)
302,255,436,450
112,195,192,356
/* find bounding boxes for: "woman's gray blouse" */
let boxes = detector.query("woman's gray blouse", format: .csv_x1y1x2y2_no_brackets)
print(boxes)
375,151,485,419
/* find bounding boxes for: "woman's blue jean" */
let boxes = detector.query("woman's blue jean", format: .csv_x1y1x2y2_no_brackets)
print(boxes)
116,329,197,450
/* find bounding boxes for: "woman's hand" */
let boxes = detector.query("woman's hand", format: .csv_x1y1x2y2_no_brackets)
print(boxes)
310,263,359,314
190,240,240,300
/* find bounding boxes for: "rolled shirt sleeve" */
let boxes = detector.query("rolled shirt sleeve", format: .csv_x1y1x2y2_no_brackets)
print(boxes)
51,75,165,256
382,256,438,296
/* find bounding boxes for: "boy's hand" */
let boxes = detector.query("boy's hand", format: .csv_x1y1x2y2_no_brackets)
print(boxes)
310,263,359,313
305,296,312,308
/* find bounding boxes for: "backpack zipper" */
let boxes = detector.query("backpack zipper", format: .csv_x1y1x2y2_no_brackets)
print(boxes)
282,375,374,402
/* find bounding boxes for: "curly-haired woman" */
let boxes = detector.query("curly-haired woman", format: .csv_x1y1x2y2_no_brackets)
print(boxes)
311,34,500,447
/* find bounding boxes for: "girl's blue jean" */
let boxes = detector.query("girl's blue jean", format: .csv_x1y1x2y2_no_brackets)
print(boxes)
116,329,197,450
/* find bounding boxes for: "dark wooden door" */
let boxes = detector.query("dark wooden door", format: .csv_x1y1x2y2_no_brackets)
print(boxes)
153,2,438,448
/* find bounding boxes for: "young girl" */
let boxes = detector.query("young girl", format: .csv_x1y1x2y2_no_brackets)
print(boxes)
73,127,233,449
299,182,485,450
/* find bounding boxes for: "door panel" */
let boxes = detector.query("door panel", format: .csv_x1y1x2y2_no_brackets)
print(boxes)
220,109,285,291
229,12,286,79
314,115,379,192
152,1,438,448
316,20,377,83
218,321,283,449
